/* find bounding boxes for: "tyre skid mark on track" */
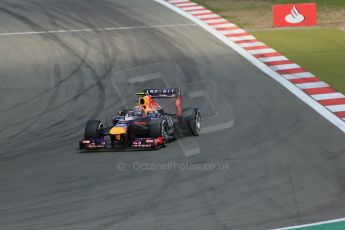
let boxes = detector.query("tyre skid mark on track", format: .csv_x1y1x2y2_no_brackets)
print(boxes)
31,7,94,137
43,3,107,121
0,1,156,144
0,6,107,147
0,6,87,139
11,64,63,138
0,1,188,152
0,6,97,115
206,113,306,228
287,167,302,225
0,43,91,144
201,182,230,230
98,169,178,229
14,6,64,135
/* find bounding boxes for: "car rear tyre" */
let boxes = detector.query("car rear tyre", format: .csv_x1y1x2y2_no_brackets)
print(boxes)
182,108,201,136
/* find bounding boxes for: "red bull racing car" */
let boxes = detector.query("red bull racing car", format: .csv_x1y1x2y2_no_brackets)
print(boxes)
79,89,201,151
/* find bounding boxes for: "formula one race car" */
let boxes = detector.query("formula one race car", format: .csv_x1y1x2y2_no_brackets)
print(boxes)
79,88,201,150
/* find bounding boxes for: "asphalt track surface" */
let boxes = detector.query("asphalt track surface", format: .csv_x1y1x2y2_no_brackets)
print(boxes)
0,1,345,229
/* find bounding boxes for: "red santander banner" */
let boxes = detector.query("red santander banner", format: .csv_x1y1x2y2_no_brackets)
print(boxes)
273,3,317,27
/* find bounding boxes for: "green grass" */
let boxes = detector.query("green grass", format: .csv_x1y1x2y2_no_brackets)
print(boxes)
251,28,345,94
267,0,345,8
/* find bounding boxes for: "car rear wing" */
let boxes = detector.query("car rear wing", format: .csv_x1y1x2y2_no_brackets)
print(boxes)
137,88,181,98
137,88,182,116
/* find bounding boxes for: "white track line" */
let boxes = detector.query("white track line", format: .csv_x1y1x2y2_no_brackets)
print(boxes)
181,6,204,10
175,3,197,7
296,82,328,89
248,48,276,55
212,23,236,28
270,63,301,71
196,14,220,19
312,93,345,100
258,56,289,62
228,35,256,41
272,217,345,230
283,72,315,80
155,0,345,134
203,18,227,24
327,104,345,112
189,10,211,14
168,0,189,3
221,29,246,35
239,42,265,47
0,23,197,36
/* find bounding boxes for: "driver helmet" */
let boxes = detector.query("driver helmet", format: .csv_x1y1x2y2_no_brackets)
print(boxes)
125,108,144,120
